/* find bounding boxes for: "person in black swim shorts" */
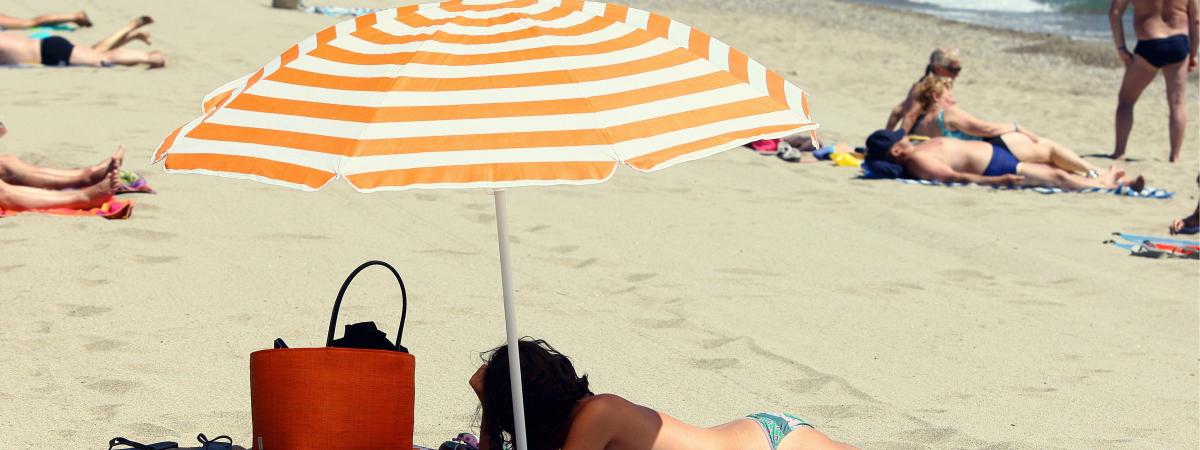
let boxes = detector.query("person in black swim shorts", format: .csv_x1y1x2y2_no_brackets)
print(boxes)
1109,0,1198,163
0,15,164,68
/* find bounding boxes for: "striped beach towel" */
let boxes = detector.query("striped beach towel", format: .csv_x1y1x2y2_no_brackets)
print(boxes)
1106,232,1199,259
890,178,1174,199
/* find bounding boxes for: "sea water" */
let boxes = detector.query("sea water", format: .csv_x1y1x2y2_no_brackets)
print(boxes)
846,0,1127,42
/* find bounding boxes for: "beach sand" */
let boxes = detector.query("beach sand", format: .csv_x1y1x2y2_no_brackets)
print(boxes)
0,0,1196,448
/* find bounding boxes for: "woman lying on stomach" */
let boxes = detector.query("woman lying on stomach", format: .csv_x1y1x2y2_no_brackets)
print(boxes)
470,338,857,450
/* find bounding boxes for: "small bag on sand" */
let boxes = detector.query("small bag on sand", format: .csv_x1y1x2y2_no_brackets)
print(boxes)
249,260,415,450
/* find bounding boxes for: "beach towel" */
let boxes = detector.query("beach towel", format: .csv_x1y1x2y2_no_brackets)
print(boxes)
1106,232,1199,259
29,24,74,40
0,197,133,220
117,170,156,194
883,177,1174,199
303,4,384,17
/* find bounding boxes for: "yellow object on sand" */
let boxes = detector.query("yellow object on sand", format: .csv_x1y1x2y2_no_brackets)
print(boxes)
831,152,862,167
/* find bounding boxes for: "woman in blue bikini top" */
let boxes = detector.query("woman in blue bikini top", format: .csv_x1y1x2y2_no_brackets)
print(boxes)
905,76,1103,178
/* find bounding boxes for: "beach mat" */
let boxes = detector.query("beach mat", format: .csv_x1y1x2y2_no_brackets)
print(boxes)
1106,232,1199,259
0,197,133,220
886,178,1174,199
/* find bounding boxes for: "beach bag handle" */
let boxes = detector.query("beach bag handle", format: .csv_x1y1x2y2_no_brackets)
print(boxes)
326,260,408,349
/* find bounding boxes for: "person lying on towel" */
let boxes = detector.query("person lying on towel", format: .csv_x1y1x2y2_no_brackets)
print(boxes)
903,76,1106,179
468,338,857,450
0,16,164,68
0,122,122,210
862,129,1146,191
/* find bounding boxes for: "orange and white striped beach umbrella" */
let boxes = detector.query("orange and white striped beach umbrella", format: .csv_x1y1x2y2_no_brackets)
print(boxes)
152,0,817,191
152,2,818,447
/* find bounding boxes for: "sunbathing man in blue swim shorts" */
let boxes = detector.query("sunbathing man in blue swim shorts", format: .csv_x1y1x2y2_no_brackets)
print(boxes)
864,129,1147,191
469,338,857,450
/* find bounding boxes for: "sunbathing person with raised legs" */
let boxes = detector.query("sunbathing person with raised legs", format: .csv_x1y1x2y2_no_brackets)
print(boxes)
470,338,856,450
864,129,1145,191
0,16,164,68
0,10,91,30
907,76,1105,179
0,124,123,210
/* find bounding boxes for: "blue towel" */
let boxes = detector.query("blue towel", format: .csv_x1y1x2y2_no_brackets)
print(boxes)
303,5,384,17
885,178,1174,199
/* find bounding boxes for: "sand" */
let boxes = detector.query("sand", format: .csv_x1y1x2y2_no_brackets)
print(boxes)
0,0,1196,448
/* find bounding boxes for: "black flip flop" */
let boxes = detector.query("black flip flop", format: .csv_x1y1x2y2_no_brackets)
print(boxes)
108,437,179,450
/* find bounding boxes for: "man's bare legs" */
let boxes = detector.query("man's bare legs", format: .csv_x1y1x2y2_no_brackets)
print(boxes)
0,146,123,189
1162,60,1189,163
0,166,118,211
1001,133,1099,174
1112,56,1159,160
92,16,153,52
1015,163,1142,191
0,11,91,30
69,46,165,68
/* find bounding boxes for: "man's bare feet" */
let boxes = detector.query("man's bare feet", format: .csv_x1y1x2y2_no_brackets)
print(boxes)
79,169,119,208
129,31,151,46
74,11,92,27
82,146,124,186
1099,166,1126,188
132,15,154,28
147,51,166,69
1122,174,1146,192
1170,210,1199,235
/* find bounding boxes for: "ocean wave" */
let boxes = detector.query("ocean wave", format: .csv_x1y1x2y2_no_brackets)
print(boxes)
908,0,1053,13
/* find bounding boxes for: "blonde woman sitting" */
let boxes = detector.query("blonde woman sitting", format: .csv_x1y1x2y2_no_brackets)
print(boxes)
904,76,1104,178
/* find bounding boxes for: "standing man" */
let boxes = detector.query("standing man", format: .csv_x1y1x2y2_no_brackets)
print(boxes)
1109,0,1199,163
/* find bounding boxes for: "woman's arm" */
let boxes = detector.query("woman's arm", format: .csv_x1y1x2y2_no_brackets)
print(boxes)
944,107,1038,142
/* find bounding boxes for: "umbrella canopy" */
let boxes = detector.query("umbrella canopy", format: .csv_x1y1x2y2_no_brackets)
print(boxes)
153,1,819,449
152,0,817,191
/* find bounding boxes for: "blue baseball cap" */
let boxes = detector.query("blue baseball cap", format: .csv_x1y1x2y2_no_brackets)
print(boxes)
865,129,906,162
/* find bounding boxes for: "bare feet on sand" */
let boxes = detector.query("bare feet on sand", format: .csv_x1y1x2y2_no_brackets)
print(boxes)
129,31,151,46
83,146,124,186
74,11,93,28
147,51,166,69
79,168,119,208
132,16,154,28
1170,213,1199,235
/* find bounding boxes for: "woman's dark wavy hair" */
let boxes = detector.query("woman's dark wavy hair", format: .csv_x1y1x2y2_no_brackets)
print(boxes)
479,338,592,450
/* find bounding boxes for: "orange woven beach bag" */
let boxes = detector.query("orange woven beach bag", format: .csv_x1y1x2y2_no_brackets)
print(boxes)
249,261,415,450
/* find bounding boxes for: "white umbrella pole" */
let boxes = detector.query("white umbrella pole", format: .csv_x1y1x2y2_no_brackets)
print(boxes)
492,188,529,450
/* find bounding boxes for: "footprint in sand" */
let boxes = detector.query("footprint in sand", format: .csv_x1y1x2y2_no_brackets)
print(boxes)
574,257,598,269
90,404,124,422
134,255,180,264
624,273,657,282
64,305,112,318
463,202,490,211
632,317,683,329
893,427,961,445
526,224,550,232
254,233,329,241
0,264,24,274
787,376,835,394
415,193,439,202
86,379,142,394
85,338,129,352
688,358,738,370
470,213,496,224
111,228,176,242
